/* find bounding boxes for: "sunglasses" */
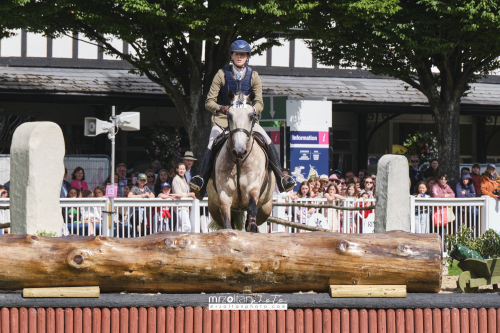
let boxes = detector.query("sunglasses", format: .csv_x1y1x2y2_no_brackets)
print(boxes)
365,181,373,184
147,175,155,178
340,182,346,185
411,160,419,163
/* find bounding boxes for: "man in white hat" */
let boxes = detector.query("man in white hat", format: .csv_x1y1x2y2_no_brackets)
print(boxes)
182,151,197,184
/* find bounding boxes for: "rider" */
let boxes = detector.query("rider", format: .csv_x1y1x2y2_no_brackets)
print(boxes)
189,40,297,199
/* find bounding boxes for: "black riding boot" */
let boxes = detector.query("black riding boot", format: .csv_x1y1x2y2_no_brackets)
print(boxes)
268,144,297,192
188,148,212,200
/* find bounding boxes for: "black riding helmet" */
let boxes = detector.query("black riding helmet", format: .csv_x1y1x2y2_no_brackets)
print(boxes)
230,40,251,68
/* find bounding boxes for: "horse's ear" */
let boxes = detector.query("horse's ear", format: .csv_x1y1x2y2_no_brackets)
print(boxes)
247,91,255,102
228,90,235,103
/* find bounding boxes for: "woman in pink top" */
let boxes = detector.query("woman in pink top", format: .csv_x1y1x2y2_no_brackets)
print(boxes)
431,174,455,198
70,166,89,191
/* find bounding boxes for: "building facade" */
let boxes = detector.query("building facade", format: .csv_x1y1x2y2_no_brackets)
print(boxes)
2,31,500,175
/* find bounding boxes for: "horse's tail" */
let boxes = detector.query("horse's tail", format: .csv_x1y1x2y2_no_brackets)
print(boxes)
208,219,223,231
207,211,246,231
231,211,246,231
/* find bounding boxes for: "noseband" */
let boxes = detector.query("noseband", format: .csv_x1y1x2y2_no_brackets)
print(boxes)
227,109,257,165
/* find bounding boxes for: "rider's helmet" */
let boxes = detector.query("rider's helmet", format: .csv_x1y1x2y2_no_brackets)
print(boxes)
229,40,251,57
230,40,251,68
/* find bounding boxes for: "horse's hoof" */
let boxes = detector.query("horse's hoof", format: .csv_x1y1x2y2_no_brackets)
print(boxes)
249,223,258,233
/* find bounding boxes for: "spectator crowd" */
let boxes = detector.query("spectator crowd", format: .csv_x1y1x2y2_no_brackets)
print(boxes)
2,149,500,237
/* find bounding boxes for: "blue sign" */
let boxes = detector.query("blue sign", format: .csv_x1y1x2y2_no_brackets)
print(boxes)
289,131,329,192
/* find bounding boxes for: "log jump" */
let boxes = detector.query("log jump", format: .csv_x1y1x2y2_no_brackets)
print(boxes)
0,230,442,293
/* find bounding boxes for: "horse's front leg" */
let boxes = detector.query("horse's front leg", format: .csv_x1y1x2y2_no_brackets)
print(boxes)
219,193,233,230
246,197,258,233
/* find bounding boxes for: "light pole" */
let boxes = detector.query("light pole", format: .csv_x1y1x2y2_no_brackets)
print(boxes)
84,107,140,232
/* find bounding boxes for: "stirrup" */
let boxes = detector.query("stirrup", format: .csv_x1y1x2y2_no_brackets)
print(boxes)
281,177,297,193
188,176,204,193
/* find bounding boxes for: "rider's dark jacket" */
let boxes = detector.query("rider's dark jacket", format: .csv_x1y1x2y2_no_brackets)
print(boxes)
205,65,264,128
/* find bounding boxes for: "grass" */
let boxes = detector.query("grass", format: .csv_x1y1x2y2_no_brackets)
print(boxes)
447,260,463,276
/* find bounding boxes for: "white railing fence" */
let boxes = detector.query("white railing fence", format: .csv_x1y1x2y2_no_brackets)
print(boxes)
1,196,500,244
270,197,376,234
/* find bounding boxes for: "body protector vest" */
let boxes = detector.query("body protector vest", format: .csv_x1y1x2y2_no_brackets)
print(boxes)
217,65,253,106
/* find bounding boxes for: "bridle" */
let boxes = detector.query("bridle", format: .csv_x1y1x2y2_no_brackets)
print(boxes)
226,102,257,166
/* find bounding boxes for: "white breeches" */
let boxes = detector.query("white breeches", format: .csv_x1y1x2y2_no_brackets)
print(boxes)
207,123,272,149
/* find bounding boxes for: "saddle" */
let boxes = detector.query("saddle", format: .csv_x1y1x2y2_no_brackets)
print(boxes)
210,130,270,197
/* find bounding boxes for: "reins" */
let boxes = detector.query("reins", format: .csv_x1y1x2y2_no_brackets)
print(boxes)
215,108,258,209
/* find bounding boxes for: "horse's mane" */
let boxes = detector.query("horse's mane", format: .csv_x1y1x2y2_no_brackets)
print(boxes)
236,92,246,105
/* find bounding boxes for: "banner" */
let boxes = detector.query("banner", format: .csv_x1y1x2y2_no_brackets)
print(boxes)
289,131,329,191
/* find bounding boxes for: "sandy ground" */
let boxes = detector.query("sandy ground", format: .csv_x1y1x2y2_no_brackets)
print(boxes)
440,276,498,293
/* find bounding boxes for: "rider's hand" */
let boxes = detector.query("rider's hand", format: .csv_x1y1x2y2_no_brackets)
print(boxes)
217,105,229,115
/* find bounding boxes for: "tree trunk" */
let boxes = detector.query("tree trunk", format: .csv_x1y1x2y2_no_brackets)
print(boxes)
177,98,213,165
432,101,461,185
0,230,442,293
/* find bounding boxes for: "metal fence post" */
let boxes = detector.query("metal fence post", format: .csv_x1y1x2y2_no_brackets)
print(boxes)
191,199,201,233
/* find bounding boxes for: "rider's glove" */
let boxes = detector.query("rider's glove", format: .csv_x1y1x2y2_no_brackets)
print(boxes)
217,105,229,115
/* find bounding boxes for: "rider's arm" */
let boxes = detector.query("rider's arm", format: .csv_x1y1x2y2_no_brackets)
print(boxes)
251,71,264,114
205,70,225,113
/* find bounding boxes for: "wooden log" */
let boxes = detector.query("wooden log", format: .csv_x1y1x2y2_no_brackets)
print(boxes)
266,217,332,232
0,231,442,293
272,203,376,211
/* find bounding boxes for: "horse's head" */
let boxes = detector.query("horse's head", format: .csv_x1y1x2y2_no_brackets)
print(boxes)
227,90,256,159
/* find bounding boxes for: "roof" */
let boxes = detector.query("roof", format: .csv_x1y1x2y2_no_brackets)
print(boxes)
260,76,500,106
0,67,165,95
1,66,500,106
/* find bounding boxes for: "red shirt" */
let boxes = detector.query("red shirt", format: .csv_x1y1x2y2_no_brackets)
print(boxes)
470,172,481,197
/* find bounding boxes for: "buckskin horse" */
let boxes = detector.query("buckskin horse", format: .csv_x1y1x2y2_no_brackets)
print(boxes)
207,91,275,232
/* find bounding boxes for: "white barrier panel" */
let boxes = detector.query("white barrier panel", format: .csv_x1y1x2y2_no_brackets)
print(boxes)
270,197,376,234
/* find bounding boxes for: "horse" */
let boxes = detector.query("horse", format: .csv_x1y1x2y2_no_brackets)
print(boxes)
207,91,275,232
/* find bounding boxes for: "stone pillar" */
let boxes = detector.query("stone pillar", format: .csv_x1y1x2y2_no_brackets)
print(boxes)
374,154,410,232
10,122,65,235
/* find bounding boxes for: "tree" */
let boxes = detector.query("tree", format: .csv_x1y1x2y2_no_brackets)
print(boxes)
302,0,500,183
0,0,29,39
23,0,316,164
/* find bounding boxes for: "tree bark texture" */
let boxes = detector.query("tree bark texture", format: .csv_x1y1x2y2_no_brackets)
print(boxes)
432,102,461,185
0,230,442,293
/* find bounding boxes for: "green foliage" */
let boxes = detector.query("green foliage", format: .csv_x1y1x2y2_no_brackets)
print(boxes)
0,0,30,40
447,226,480,253
447,260,463,276
144,123,182,169
303,0,500,87
35,230,57,237
479,230,500,259
301,0,500,181
403,131,438,165
447,226,500,259
15,0,317,160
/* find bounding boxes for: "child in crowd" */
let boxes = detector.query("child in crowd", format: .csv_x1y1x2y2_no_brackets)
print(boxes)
94,186,105,198
345,183,359,199
425,177,437,195
294,181,315,230
414,182,430,233
123,183,132,198
357,192,375,233
469,163,481,197
82,189,93,198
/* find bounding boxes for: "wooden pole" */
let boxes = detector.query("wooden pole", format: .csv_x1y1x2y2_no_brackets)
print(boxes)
272,202,376,211
266,217,332,232
0,231,442,293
